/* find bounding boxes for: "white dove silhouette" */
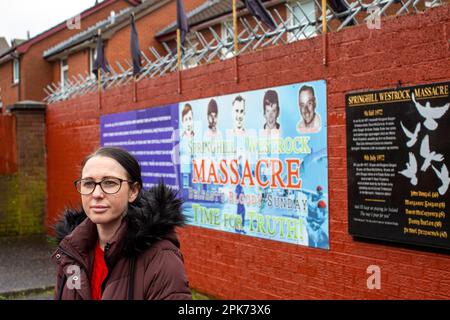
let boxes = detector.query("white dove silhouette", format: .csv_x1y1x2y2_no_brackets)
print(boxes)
412,93,449,131
420,135,444,172
400,121,421,147
432,164,449,195
399,152,418,186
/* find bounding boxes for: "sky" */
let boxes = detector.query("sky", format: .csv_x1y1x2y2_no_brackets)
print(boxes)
0,0,100,44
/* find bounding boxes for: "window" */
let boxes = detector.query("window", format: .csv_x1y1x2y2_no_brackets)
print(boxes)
221,20,235,60
13,58,20,84
287,0,317,43
60,58,69,90
89,48,96,78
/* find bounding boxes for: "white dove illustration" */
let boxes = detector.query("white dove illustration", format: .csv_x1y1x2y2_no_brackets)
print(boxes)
432,164,449,195
420,135,444,172
399,152,418,186
412,93,449,131
400,121,421,147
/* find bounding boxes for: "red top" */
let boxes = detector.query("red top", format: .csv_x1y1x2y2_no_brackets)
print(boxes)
91,243,108,300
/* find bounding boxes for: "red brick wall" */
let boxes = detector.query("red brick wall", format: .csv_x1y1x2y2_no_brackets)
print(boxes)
22,0,132,103
68,50,90,79
0,106,46,236
0,61,19,110
0,114,16,173
46,5,450,299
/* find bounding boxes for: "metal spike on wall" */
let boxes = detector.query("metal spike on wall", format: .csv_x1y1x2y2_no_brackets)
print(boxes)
45,0,445,102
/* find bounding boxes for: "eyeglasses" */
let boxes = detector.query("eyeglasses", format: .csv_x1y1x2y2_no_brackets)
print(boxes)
74,177,133,195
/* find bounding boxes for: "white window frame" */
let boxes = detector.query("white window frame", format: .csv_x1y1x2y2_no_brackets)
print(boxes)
89,47,96,78
13,58,20,84
287,0,318,43
60,58,69,90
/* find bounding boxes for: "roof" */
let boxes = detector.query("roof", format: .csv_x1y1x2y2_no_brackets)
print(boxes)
43,7,134,59
43,0,169,60
155,0,279,39
156,0,244,38
0,0,141,62
0,37,9,56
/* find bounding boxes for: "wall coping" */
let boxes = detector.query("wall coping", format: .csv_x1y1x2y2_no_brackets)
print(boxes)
7,100,46,113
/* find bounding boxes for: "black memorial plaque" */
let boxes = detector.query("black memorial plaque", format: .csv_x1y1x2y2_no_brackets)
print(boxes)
346,82,450,250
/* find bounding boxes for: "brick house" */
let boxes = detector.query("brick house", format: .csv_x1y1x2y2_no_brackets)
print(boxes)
0,0,141,112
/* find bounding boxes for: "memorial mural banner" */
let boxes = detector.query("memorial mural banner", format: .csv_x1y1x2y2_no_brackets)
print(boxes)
346,81,450,250
179,80,329,249
100,80,329,249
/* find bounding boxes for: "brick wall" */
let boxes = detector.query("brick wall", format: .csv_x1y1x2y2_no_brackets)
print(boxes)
45,5,450,299
68,50,90,79
0,61,19,111
21,0,132,104
0,114,16,174
0,103,46,236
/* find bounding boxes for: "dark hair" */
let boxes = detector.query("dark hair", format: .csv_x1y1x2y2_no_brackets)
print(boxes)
182,103,192,119
207,99,218,115
232,95,245,106
80,147,143,200
298,85,315,99
263,90,279,116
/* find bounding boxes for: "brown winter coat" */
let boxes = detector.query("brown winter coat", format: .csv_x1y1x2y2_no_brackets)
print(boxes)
51,183,192,300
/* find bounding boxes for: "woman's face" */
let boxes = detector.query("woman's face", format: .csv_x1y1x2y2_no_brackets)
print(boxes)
264,103,278,128
81,156,139,225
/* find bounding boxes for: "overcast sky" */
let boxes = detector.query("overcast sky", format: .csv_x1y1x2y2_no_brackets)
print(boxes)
0,0,100,44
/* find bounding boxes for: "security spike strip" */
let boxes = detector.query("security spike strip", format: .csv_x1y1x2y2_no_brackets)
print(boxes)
250,16,274,50
184,37,202,62
44,0,444,102
112,61,126,86
206,27,226,63
140,50,152,65
262,9,285,47
287,3,316,39
266,8,289,46
69,76,82,98
107,62,128,87
50,82,59,92
137,47,163,80
81,72,96,93
238,18,258,54
158,48,177,76
43,87,51,97
284,4,303,40
198,29,221,63
192,32,215,62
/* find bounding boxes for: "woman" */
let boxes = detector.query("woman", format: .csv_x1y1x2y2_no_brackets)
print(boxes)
51,147,191,300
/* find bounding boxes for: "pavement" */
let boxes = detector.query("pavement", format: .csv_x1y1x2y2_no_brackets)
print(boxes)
0,235,56,300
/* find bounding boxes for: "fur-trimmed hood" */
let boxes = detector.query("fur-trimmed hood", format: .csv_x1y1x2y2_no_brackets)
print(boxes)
54,182,185,257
